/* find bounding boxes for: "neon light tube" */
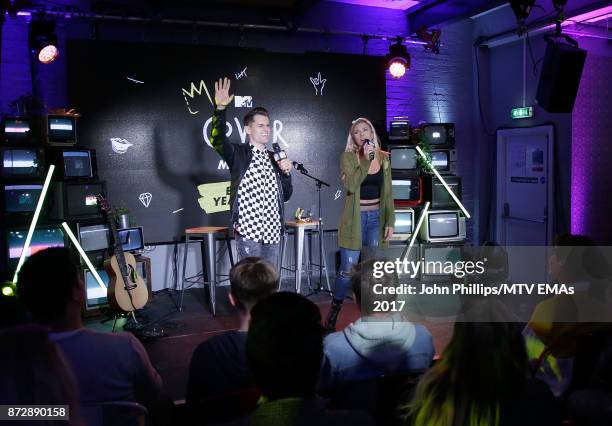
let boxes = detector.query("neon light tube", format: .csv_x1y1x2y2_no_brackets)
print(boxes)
415,145,471,219
13,165,55,282
401,202,429,261
61,222,107,290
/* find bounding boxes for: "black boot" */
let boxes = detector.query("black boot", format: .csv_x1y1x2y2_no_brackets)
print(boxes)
325,299,343,334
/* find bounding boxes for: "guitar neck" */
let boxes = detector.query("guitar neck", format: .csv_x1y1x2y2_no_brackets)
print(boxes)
107,212,130,278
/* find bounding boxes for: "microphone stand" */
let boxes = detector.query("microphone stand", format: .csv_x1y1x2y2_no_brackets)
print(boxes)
295,166,333,297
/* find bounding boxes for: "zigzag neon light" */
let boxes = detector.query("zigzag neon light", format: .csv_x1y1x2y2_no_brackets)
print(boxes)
415,145,471,219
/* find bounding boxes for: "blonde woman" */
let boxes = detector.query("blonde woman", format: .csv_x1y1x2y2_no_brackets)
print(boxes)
325,118,395,332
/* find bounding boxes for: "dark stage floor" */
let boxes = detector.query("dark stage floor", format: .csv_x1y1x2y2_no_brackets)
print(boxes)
85,281,453,402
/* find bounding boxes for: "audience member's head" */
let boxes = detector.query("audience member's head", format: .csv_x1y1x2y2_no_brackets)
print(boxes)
246,292,324,401
229,257,278,313
0,324,80,424
402,300,528,426
17,248,83,324
549,234,612,285
352,258,397,314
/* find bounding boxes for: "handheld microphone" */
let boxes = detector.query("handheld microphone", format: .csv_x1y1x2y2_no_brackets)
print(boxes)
364,139,374,161
272,143,290,175
292,161,309,174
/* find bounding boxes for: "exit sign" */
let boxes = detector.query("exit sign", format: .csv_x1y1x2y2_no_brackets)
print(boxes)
511,106,533,119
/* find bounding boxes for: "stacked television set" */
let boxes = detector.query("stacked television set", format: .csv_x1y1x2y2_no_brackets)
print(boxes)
387,120,467,282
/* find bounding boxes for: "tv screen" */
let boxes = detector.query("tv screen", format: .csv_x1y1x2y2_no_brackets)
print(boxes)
423,123,454,146
394,210,413,234
3,118,31,141
392,179,417,201
1,148,42,178
423,245,463,276
389,120,410,139
63,150,93,178
429,212,459,238
66,182,103,217
118,227,144,252
431,151,448,170
79,223,110,252
7,227,65,261
48,115,76,145
4,184,43,213
432,177,461,208
390,146,417,170
84,268,109,309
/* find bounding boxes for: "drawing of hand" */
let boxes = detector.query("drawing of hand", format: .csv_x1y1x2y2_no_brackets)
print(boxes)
309,72,327,95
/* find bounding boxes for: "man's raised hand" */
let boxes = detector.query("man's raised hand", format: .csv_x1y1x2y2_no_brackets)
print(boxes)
214,77,235,110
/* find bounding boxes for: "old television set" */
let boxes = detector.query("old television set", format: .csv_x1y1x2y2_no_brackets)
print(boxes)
389,120,410,141
392,172,422,207
3,117,33,143
429,149,457,174
78,224,144,253
49,181,105,220
0,147,44,178
421,123,455,148
78,223,110,252
389,145,418,171
118,227,144,252
3,184,43,214
83,267,109,310
47,148,97,180
419,243,466,281
390,207,414,242
419,210,466,243
6,227,65,271
47,114,77,146
424,176,462,209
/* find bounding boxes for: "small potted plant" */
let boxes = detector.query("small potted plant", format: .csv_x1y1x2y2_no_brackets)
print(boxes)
115,204,131,229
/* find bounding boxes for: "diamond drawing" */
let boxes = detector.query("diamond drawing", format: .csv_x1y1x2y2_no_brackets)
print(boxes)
139,192,152,208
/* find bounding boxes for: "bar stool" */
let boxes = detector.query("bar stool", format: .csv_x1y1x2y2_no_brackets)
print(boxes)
177,226,234,315
281,220,332,294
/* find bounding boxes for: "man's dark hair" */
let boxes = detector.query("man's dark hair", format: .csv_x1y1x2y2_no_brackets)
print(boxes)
17,248,81,323
243,107,269,127
229,257,278,312
246,292,324,400
352,258,398,310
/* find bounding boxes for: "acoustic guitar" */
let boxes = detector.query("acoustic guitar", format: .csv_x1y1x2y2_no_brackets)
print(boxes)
97,195,148,313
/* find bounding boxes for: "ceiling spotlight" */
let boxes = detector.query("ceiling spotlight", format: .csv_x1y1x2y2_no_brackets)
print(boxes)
510,0,536,25
29,20,59,64
387,40,410,79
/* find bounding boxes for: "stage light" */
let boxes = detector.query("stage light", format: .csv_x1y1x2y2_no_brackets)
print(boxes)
510,0,536,22
387,40,410,79
29,20,59,64
1,281,16,297
13,165,55,283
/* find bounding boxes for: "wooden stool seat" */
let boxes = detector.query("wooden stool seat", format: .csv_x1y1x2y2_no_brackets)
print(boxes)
185,226,228,234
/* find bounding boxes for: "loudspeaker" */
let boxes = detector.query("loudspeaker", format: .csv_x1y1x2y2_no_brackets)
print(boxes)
536,40,587,113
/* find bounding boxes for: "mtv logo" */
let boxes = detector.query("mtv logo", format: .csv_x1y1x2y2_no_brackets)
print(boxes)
235,96,253,108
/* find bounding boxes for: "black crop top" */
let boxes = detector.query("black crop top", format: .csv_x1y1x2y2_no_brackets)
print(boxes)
360,167,383,200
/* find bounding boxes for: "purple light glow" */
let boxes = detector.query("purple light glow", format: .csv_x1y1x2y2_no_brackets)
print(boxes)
329,0,419,10
571,49,611,239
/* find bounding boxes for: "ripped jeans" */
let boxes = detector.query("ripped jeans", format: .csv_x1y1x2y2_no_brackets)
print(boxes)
334,209,380,301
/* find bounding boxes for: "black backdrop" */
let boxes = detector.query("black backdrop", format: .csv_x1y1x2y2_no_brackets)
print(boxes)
68,40,386,243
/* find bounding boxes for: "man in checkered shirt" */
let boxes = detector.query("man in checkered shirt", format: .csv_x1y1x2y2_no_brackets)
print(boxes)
211,77,293,268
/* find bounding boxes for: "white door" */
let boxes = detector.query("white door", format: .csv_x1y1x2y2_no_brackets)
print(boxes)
496,126,554,283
